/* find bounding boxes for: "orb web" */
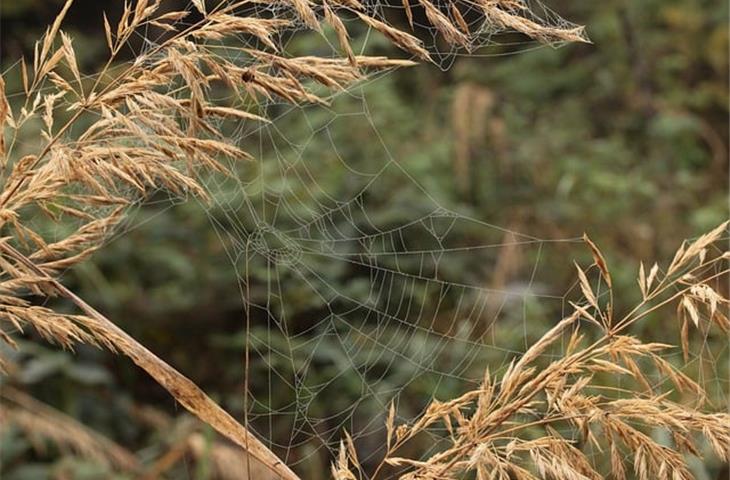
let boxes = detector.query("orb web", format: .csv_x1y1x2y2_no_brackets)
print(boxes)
2,0,726,476
191,66,586,471
112,0,590,471
26,0,720,472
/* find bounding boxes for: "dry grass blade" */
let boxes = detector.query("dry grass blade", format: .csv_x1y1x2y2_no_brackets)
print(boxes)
324,1,356,65
285,0,319,30
479,1,590,44
583,233,611,288
187,433,277,480
0,75,9,164
419,0,469,47
338,224,730,479
0,386,139,471
356,12,431,60
0,243,299,480
138,414,276,480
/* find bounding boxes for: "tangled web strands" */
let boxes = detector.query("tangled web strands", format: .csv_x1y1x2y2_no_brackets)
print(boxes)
0,0,586,446
7,0,726,479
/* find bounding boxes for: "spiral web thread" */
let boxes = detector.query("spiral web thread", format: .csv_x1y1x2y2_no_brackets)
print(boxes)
1,0,727,476
145,0,588,469
103,1,723,473
204,114,581,469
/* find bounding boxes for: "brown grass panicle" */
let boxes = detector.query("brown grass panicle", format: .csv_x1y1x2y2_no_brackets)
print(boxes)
130,407,279,480
0,0,586,478
334,223,730,480
0,386,139,472
0,386,275,479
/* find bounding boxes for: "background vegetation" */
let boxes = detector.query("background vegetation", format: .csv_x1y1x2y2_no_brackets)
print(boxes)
0,0,727,478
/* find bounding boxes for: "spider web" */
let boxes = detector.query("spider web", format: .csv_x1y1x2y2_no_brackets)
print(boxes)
202,114,581,470
46,0,717,474
163,2,589,468
1,1,726,477
2,3,584,465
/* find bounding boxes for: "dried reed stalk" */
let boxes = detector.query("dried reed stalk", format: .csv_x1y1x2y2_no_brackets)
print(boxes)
134,411,274,480
0,386,139,472
0,242,300,480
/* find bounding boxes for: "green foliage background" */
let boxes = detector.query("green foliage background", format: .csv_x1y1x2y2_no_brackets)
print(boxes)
0,0,727,478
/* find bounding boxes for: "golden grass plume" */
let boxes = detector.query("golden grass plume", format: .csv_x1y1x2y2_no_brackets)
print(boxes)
0,1,587,478
336,224,730,479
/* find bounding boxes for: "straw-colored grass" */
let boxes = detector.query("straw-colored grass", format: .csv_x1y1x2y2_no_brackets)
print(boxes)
0,1,585,477
333,226,730,479
4,1,725,479
0,386,139,471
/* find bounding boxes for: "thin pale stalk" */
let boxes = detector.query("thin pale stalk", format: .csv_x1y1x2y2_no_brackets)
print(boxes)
0,243,299,480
